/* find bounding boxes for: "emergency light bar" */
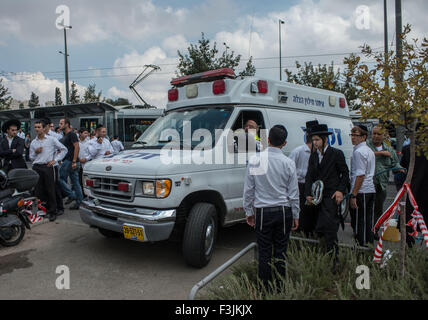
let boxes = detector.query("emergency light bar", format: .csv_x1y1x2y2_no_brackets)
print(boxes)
170,68,236,87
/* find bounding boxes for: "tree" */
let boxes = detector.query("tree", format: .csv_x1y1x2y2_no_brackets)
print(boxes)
0,78,12,110
285,61,361,110
176,33,256,77
83,83,102,103
345,25,428,276
103,97,131,106
55,87,63,106
28,92,40,108
19,102,24,109
70,81,80,104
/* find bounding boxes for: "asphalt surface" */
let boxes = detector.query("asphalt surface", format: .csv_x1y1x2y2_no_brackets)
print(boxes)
0,183,399,300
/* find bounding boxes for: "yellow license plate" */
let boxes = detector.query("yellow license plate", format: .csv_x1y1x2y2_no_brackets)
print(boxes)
123,225,145,242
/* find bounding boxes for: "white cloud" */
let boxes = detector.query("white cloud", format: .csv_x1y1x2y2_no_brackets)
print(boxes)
1,72,86,105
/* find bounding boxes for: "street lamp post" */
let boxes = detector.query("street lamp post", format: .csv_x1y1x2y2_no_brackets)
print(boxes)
59,25,72,104
279,19,285,81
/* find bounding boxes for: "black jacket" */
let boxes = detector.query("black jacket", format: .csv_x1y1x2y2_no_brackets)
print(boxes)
0,136,27,171
305,146,350,198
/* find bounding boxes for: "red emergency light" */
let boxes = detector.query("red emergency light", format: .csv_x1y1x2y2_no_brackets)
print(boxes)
212,80,226,95
168,88,179,101
339,97,346,108
257,80,268,93
117,183,130,192
170,68,236,87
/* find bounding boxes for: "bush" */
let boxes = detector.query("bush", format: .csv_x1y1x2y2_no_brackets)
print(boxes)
199,240,428,300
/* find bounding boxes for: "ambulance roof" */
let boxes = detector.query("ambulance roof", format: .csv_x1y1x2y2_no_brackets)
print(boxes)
166,76,350,118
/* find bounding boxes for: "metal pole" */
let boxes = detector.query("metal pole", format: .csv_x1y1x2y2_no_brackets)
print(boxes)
384,0,389,88
64,27,70,105
395,0,405,154
279,20,282,81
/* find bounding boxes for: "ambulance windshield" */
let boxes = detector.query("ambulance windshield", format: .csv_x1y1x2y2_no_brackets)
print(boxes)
134,106,233,149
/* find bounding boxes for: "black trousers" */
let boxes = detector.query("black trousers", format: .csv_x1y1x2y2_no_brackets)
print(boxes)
54,166,64,212
297,183,319,236
255,206,293,289
350,193,376,246
33,164,57,215
315,197,340,258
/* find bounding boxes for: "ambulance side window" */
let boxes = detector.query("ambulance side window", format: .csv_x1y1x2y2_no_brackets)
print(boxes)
231,110,266,153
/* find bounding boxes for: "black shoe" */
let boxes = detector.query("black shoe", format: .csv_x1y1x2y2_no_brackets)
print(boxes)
56,209,64,216
69,203,80,210
65,197,76,205
48,213,57,222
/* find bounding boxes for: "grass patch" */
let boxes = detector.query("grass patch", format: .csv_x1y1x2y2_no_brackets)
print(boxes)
199,240,428,300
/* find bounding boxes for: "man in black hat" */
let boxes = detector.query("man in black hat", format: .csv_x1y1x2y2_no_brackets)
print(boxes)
289,120,319,236
0,119,27,172
305,123,350,272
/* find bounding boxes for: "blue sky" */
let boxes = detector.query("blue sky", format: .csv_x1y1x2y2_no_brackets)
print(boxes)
1,0,426,107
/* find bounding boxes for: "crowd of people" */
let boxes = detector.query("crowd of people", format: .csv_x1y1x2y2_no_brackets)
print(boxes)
0,118,124,222
243,120,427,289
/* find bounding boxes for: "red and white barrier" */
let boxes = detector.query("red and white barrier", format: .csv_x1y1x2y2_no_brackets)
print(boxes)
372,183,427,264
24,199,46,224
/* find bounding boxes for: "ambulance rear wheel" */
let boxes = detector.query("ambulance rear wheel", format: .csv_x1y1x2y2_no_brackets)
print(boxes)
182,202,218,268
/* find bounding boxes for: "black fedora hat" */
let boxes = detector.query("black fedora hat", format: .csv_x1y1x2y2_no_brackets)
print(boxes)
303,120,319,132
308,124,333,137
2,119,21,133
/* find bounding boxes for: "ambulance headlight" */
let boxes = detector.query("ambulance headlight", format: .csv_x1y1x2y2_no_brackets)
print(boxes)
142,181,155,196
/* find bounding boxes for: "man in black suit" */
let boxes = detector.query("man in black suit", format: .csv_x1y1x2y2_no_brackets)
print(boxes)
305,124,350,272
0,119,27,173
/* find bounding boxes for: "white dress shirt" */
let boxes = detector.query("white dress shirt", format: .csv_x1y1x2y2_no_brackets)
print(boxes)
351,141,376,193
48,130,62,140
243,147,300,219
316,145,329,164
17,131,25,139
78,140,92,168
289,144,311,184
111,140,124,154
88,137,114,160
29,135,67,165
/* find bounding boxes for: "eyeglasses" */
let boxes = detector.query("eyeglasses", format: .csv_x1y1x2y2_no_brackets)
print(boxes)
349,134,363,137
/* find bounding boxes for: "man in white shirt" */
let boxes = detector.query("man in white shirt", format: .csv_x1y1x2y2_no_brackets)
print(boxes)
349,125,376,246
17,128,25,139
30,119,67,221
88,124,114,160
78,127,91,197
111,136,125,155
289,120,318,236
244,125,299,290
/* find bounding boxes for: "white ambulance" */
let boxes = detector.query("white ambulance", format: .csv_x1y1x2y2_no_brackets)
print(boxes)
79,68,354,268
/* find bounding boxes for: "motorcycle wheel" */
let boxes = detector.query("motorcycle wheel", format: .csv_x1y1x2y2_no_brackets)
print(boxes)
0,223,25,247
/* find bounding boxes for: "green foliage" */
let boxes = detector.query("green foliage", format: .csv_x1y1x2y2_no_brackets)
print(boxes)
70,81,80,104
0,78,12,110
285,61,361,110
199,240,428,300
83,83,102,103
55,87,63,106
176,33,256,77
103,97,131,106
28,91,39,108
344,24,428,158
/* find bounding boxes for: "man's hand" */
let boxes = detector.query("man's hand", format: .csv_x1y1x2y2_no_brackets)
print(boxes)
35,147,43,154
12,149,16,153
97,137,103,144
331,191,343,205
350,197,358,209
47,160,56,167
380,150,391,157
306,196,314,204
80,158,87,164
246,215,255,227
105,150,111,155
292,219,299,231
72,162,77,170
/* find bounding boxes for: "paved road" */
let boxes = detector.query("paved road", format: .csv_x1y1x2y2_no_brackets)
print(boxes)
0,183,398,300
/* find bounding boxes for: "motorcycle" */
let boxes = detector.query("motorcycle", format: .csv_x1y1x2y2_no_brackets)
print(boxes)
0,168,39,247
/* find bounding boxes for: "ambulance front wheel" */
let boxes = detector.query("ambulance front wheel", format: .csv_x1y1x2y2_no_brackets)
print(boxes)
182,202,218,268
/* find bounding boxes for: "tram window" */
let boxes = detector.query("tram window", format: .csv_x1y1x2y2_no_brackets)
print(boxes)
123,118,156,142
80,119,99,133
